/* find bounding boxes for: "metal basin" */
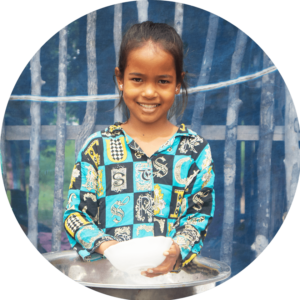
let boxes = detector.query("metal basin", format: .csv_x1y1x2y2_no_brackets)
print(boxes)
43,250,230,300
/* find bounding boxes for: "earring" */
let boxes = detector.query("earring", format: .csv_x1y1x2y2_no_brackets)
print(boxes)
120,84,123,89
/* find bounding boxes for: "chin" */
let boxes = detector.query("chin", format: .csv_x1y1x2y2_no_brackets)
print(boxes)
137,117,159,124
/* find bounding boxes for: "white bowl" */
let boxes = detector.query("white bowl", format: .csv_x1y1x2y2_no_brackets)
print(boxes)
104,236,173,274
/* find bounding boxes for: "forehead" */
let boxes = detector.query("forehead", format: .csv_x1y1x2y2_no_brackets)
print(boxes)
125,41,175,74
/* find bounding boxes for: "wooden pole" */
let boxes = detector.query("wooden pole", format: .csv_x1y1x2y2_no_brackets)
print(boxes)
0,117,8,240
169,2,184,126
220,30,247,267
114,4,123,123
136,0,148,23
284,86,300,212
252,53,275,257
75,12,98,159
191,13,219,135
9,66,276,103
52,26,68,252
0,121,8,190
28,50,42,247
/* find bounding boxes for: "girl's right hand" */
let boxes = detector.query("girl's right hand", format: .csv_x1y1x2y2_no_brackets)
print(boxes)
95,240,119,255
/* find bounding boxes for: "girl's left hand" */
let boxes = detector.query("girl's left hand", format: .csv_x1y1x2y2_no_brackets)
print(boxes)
141,241,181,277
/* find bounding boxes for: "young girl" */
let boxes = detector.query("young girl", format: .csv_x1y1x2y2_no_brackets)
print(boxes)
64,21,215,277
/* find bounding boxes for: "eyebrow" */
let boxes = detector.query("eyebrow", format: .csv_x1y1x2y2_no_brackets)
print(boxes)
129,72,173,78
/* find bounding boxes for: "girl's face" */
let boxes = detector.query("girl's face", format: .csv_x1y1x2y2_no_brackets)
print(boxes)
115,41,182,125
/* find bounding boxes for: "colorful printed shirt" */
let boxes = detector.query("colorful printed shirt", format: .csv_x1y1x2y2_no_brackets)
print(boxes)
64,122,215,269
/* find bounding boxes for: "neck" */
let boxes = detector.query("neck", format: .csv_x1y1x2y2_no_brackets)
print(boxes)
122,117,176,137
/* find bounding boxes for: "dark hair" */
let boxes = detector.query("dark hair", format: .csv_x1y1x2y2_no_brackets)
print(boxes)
114,21,188,121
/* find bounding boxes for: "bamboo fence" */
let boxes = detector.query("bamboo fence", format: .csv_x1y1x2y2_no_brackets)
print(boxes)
2,2,299,274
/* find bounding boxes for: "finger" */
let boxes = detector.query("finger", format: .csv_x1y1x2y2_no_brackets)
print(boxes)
164,245,177,255
164,249,177,258
145,274,159,278
148,263,173,275
145,269,169,277
146,267,166,275
145,272,167,278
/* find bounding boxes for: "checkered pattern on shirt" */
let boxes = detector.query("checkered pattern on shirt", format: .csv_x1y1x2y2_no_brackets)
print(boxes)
65,213,90,238
110,139,124,161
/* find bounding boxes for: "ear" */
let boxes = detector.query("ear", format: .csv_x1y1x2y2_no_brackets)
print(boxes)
175,72,185,94
115,67,124,91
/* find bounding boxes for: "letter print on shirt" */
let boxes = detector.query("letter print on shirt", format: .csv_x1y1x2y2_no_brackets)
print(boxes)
115,226,131,241
76,225,105,249
154,217,165,234
179,124,186,132
158,137,175,152
82,165,97,191
170,189,185,218
175,236,190,250
84,140,100,168
167,219,177,236
93,207,100,224
153,184,166,216
178,135,203,154
64,123,215,264
130,141,145,159
111,167,127,193
66,193,76,210
69,163,80,189
174,157,200,189
135,162,152,191
152,154,174,186
136,224,154,236
97,169,104,197
106,137,127,163
174,157,192,185
201,166,213,188
192,191,205,211
201,146,212,170
189,187,213,215
111,196,130,224
83,193,97,202
135,194,154,222
176,224,201,248
153,156,168,178
179,197,187,217
186,215,205,225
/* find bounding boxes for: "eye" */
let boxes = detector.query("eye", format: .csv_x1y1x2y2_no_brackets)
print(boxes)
159,79,170,84
131,77,142,82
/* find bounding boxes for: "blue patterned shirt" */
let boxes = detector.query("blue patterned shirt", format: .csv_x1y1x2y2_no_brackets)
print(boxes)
64,123,215,269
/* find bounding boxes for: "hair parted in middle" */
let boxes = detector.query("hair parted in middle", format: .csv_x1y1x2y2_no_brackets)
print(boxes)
114,21,188,121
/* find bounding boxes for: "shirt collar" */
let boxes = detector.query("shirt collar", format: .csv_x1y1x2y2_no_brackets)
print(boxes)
109,122,197,136
108,122,197,155
175,123,197,137
106,122,123,133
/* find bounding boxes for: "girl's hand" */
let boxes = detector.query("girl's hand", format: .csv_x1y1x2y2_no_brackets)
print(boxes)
95,240,119,255
141,241,181,277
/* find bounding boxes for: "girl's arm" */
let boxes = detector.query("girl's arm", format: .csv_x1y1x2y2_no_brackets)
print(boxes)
171,141,215,271
63,133,117,261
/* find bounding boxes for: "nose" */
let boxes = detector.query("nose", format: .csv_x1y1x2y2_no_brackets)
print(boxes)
142,83,157,99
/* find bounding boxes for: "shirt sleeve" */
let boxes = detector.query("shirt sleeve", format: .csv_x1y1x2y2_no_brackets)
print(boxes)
171,140,215,270
63,135,116,262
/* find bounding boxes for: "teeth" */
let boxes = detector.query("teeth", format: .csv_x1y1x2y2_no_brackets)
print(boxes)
139,104,158,108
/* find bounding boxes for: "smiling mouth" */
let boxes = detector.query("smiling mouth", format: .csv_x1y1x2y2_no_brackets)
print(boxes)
138,103,160,108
